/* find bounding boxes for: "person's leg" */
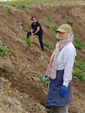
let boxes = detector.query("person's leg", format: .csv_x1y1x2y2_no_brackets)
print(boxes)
38,33,44,51
26,32,31,38
53,106,68,113
53,106,57,113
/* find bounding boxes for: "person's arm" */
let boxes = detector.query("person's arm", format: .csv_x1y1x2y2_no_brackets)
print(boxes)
63,48,76,87
33,26,40,35
31,27,34,35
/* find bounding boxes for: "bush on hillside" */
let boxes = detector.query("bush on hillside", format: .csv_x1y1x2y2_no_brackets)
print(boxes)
43,41,55,50
0,46,10,56
5,7,11,14
66,20,72,26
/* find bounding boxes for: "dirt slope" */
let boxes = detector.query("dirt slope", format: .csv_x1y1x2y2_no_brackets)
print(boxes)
0,1,85,113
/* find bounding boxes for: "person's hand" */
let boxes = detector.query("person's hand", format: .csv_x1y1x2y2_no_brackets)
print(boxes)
43,76,50,82
31,33,34,36
60,85,67,98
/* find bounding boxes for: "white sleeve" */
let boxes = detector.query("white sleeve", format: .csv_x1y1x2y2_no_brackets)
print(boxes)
63,48,76,87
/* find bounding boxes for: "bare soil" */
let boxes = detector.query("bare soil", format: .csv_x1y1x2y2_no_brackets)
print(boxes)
0,1,85,113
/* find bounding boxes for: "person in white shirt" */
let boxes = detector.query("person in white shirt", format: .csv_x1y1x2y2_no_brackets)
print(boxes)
43,24,76,113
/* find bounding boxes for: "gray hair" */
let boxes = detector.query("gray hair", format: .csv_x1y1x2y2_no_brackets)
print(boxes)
68,32,74,41
56,32,74,41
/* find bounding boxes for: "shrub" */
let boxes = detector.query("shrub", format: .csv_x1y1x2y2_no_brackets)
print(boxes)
11,4,16,7
5,7,11,14
52,26,58,31
24,28,31,32
40,4,43,7
66,20,72,26
20,4,26,9
47,18,53,22
73,70,85,82
0,46,10,56
43,41,55,50
28,7,33,10
75,44,82,50
11,22,17,26
74,62,85,72
45,24,50,29
25,38,32,47
75,39,84,50
75,39,84,47
16,4,26,9
75,54,80,61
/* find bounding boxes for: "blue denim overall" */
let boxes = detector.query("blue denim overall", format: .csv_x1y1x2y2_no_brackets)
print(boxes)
46,70,72,107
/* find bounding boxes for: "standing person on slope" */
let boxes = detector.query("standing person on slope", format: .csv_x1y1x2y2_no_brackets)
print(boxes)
27,16,44,51
43,24,76,113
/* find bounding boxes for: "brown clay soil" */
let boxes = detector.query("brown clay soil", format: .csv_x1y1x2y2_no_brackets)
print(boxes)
0,1,85,113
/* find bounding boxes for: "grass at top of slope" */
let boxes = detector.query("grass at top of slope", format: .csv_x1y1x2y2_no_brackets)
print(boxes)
0,0,85,5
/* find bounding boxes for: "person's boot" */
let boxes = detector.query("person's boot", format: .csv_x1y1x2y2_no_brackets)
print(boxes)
27,33,30,38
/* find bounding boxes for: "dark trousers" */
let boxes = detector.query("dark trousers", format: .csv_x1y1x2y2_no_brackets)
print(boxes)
27,31,44,51
53,106,68,113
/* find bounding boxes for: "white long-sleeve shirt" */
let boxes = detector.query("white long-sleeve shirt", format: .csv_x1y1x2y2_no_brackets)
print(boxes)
57,42,76,87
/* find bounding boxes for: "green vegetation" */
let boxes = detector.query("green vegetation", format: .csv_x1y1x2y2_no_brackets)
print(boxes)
11,22,17,26
1,0,84,4
75,38,84,50
43,41,55,50
54,34,60,41
45,24,50,29
48,9,54,12
28,7,34,10
18,36,25,41
73,70,85,82
75,44,82,50
18,36,32,47
11,3,27,9
47,18,53,22
66,20,72,26
52,26,58,31
40,74,49,86
0,46,10,56
0,5,3,8
82,50,85,54
0,0,85,5
74,62,85,72
5,7,11,14
11,4,16,7
9,75,17,81
19,4,26,9
40,3,43,7
25,38,32,47
16,4,26,9
47,108,52,113
24,28,31,32
12,75,17,81
75,54,80,61
74,61,85,82
75,39,84,47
